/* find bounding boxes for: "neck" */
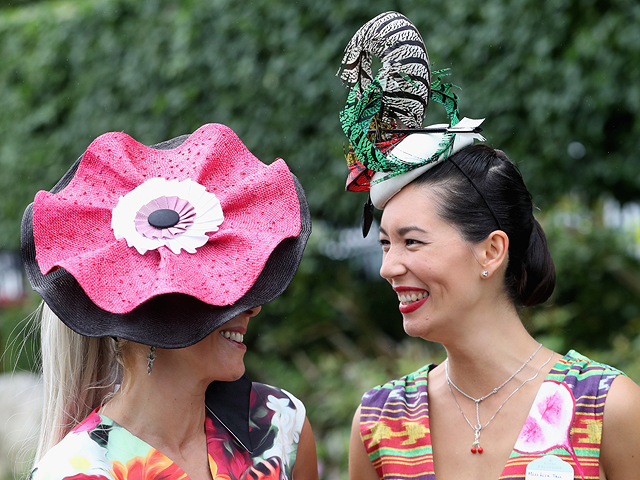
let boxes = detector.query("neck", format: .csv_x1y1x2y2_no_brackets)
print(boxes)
440,303,550,399
101,355,209,451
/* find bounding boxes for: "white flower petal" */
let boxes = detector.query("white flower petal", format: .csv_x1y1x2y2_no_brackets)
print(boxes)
111,177,224,255
34,430,110,477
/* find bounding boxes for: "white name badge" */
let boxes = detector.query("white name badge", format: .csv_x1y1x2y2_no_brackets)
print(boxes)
525,455,574,480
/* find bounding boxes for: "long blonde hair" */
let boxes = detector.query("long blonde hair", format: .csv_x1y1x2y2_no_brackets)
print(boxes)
35,303,117,462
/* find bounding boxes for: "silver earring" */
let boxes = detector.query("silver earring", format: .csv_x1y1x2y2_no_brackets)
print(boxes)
146,346,157,375
482,270,489,277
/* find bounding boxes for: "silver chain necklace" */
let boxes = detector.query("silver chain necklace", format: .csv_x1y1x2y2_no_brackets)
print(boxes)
447,343,542,404
445,345,553,454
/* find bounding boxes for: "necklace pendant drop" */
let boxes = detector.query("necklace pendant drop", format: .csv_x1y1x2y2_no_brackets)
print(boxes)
471,440,483,454
445,345,551,456
471,428,483,454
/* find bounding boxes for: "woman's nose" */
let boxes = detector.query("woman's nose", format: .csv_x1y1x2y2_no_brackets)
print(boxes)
379,248,406,281
245,305,262,317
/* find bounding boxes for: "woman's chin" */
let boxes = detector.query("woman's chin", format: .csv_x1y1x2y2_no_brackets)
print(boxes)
214,365,246,383
402,316,430,338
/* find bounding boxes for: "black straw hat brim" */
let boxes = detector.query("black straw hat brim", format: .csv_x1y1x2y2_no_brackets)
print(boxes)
21,135,311,348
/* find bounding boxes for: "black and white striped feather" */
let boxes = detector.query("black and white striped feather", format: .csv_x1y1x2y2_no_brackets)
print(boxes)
337,11,431,131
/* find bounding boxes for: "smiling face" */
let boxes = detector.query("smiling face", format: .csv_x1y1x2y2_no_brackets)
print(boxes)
142,306,263,385
379,184,488,342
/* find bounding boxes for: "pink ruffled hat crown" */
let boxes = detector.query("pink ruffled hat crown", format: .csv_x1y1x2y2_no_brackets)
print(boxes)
22,123,311,348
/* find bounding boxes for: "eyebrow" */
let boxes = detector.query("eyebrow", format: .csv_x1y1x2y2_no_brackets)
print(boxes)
379,225,428,236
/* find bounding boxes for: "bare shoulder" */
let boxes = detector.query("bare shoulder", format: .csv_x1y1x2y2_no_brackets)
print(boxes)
600,374,640,480
293,417,319,480
603,374,640,425
349,405,379,480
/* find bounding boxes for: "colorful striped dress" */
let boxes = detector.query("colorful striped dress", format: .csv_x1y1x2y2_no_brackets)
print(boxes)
359,350,622,479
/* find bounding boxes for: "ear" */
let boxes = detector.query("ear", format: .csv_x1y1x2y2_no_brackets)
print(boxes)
478,230,509,277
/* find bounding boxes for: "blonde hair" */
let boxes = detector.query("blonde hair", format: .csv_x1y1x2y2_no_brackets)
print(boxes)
35,303,117,463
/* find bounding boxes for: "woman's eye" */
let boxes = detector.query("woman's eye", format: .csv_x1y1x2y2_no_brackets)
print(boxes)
405,238,421,246
379,239,390,249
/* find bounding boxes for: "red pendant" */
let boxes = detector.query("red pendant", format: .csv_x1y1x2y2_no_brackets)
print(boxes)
471,442,483,454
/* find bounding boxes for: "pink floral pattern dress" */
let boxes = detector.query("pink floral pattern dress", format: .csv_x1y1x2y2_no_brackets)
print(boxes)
30,379,305,480
360,350,622,480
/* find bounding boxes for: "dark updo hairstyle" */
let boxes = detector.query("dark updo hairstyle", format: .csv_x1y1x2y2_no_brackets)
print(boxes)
412,144,555,307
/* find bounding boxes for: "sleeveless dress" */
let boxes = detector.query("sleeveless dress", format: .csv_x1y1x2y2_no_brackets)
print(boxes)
360,350,622,480
30,378,305,480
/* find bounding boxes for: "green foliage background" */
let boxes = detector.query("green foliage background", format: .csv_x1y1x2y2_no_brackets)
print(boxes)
1,0,639,478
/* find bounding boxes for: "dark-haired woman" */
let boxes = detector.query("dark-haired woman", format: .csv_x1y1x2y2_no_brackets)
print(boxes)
348,144,640,480
337,11,640,480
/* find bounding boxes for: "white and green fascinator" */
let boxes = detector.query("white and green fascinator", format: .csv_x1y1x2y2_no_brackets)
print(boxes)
337,11,485,235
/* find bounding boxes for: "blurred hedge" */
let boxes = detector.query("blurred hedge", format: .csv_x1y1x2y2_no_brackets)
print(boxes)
2,0,640,249
1,0,640,478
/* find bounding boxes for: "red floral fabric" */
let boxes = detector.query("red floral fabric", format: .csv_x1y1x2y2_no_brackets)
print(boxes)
30,383,305,480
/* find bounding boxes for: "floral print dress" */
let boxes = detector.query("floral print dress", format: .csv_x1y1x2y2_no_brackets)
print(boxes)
30,379,305,480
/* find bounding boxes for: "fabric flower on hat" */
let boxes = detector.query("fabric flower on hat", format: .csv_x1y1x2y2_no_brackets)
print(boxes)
32,123,301,314
111,177,223,255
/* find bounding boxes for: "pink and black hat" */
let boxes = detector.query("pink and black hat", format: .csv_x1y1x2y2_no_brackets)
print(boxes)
21,123,311,348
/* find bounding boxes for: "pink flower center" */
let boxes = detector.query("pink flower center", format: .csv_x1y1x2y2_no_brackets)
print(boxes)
135,196,195,239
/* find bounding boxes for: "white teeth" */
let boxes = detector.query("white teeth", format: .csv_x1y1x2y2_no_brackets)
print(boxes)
220,331,244,343
398,291,428,304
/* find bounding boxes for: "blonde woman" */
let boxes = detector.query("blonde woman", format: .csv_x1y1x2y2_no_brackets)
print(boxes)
23,123,318,480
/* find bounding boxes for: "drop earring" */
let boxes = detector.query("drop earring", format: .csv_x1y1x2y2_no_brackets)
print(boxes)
481,270,489,277
147,346,157,375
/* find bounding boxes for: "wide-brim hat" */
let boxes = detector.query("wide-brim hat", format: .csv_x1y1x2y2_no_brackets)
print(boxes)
21,123,311,348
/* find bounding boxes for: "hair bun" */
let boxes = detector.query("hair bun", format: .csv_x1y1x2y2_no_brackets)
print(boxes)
519,219,556,307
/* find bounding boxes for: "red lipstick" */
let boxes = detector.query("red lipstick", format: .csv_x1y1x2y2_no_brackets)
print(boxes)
398,295,428,313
